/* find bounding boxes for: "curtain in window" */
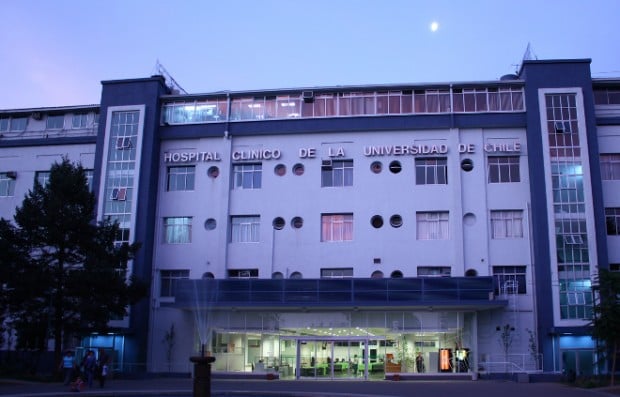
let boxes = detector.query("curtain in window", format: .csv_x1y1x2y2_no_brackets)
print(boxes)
321,214,353,241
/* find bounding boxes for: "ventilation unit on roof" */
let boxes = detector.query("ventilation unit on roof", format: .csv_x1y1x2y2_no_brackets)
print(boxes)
321,159,332,168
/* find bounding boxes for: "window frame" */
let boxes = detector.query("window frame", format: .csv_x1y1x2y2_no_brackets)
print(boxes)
321,159,353,187
160,269,190,297
164,216,193,244
493,266,527,295
233,163,262,189
416,211,449,240
415,157,448,185
601,154,620,180
231,215,260,243
0,172,16,197
167,165,196,191
488,156,520,183
490,210,524,239
321,213,354,242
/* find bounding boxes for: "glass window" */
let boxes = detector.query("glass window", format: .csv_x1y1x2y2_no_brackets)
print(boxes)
490,210,524,238
321,268,354,278
321,160,353,187
233,163,262,189
84,170,94,192
35,171,51,187
321,213,353,242
160,269,189,297
606,208,620,235
488,156,520,183
167,165,195,191
0,172,16,197
0,118,8,132
46,115,65,129
493,266,526,295
7,117,27,131
415,158,448,185
417,266,451,277
72,114,88,129
601,154,620,180
416,211,449,240
228,269,259,278
231,216,260,243
164,217,192,244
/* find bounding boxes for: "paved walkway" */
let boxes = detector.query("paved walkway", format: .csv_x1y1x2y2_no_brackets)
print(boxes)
2,377,620,397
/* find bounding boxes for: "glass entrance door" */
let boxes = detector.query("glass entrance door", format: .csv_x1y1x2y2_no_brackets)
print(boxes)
289,337,371,380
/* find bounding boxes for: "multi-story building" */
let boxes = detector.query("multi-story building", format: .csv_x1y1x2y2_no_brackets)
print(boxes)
1,58,619,379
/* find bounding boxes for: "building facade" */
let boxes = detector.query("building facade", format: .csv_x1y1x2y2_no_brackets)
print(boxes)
1,59,619,379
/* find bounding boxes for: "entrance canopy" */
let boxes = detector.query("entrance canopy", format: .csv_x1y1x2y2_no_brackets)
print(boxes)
171,277,506,311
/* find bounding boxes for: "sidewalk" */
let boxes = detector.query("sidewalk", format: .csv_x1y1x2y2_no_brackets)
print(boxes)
2,377,620,397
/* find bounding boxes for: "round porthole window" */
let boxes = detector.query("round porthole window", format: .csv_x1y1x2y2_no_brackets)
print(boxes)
370,161,382,174
208,166,220,178
389,161,402,174
293,163,305,176
274,164,286,176
291,216,303,229
461,158,474,172
371,215,384,228
390,214,403,228
204,218,217,230
273,217,285,230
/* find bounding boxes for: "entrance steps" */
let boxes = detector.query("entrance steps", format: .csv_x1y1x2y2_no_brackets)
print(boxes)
385,372,474,381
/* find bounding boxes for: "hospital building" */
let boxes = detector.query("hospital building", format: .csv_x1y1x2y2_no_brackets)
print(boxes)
1,58,619,379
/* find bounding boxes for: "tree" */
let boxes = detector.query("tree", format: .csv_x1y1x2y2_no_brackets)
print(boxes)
591,268,620,385
0,158,147,373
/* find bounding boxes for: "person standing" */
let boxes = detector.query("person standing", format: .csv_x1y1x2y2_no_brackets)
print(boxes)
82,350,97,388
97,348,110,388
416,352,425,373
59,350,75,386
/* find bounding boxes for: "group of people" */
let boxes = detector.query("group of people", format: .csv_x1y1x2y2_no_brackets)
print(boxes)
60,348,110,391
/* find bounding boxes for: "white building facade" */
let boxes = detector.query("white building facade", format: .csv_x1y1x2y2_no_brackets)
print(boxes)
1,59,619,379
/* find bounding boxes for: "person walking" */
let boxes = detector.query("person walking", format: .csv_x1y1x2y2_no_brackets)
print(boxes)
97,348,110,388
59,350,76,386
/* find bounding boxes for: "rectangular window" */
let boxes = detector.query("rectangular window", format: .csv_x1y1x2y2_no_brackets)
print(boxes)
46,115,65,129
417,266,451,277
164,217,192,244
601,154,620,180
321,213,353,242
160,269,189,297
488,156,520,183
72,114,88,129
415,158,448,185
233,163,262,189
228,269,259,278
115,137,132,149
7,117,27,131
167,166,195,191
0,172,16,197
321,268,354,278
85,170,94,192
231,216,260,243
321,159,353,187
493,266,526,295
606,208,620,235
490,210,524,238
416,211,449,240
35,171,51,187
110,187,127,201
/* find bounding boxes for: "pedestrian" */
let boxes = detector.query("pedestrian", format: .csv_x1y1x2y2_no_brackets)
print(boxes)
97,348,110,388
416,352,425,373
59,350,76,386
81,350,97,388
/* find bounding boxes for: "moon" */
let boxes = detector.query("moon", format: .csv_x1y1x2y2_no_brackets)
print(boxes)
430,21,439,32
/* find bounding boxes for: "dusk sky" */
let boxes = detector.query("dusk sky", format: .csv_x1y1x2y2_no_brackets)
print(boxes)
1,0,619,109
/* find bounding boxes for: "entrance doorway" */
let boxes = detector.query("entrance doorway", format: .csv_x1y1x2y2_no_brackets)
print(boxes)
282,336,382,380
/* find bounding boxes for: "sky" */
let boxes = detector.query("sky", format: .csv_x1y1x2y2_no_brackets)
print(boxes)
1,0,619,109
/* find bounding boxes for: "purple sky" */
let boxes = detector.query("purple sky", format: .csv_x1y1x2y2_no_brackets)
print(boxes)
1,0,619,109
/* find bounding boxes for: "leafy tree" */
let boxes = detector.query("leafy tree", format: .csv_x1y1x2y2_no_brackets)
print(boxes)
0,158,147,373
591,268,620,385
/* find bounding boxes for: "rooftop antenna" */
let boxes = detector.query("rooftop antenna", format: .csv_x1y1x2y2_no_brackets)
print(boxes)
154,59,187,95
513,43,538,74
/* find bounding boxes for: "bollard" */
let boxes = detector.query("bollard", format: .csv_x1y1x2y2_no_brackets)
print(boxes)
190,356,216,397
